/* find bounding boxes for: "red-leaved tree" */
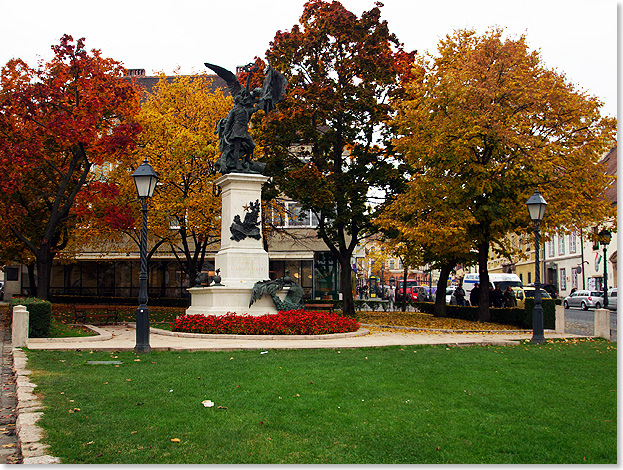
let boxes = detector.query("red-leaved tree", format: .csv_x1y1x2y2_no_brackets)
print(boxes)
0,35,141,299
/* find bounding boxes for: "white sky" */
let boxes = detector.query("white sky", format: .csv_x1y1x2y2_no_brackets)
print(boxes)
0,0,618,118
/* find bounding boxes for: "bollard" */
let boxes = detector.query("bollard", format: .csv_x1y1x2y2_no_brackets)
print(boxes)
12,305,29,348
594,308,611,341
555,304,565,334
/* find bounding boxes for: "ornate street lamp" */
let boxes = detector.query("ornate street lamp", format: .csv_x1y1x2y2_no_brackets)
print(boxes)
599,228,612,308
132,158,159,354
526,190,548,344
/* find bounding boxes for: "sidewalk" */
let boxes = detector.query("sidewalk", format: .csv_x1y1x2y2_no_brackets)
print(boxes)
24,323,579,351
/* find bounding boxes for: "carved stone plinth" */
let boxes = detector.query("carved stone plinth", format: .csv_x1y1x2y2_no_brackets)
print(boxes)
186,173,278,316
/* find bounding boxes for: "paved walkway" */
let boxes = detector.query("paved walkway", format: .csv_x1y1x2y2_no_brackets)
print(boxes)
25,323,579,351
0,312,20,464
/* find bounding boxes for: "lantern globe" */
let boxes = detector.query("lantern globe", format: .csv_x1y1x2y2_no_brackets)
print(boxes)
132,159,158,198
526,190,547,222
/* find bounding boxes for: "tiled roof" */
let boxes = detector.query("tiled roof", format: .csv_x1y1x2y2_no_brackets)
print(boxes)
124,73,231,99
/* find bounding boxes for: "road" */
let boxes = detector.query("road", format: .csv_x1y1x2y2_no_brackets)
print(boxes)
564,307,617,341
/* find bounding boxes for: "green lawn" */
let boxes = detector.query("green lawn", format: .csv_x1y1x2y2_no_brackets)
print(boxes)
24,338,616,464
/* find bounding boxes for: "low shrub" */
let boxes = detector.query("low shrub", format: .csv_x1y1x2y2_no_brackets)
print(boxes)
524,298,556,329
9,297,52,338
437,301,556,329
49,295,189,308
173,310,360,335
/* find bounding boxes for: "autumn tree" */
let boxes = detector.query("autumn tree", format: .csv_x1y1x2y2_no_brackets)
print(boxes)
376,214,477,316
391,28,617,321
71,74,230,287
259,0,416,316
0,35,141,299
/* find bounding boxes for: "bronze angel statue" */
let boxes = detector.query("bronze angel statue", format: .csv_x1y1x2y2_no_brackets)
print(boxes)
205,62,288,174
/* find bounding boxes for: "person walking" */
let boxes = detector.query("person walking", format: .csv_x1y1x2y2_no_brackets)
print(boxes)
492,285,504,308
454,282,466,306
503,286,516,307
470,283,480,307
388,284,395,311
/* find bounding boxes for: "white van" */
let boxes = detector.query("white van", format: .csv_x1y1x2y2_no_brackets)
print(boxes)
462,273,523,303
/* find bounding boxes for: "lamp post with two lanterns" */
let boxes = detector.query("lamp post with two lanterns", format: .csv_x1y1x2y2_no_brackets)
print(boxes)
132,158,159,354
526,190,548,344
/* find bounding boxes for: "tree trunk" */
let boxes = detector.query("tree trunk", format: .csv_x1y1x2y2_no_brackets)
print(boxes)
401,264,408,312
339,259,355,317
477,240,491,322
434,261,455,317
35,250,54,300
26,263,37,298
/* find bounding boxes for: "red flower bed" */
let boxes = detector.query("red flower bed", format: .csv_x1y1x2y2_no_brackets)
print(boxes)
172,310,360,335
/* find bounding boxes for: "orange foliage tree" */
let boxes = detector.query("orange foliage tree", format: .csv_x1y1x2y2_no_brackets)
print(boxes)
259,0,416,316
71,74,229,287
389,28,617,321
0,35,141,299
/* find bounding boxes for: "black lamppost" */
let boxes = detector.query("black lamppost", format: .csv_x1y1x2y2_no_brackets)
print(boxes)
599,229,612,308
526,190,548,344
132,159,159,354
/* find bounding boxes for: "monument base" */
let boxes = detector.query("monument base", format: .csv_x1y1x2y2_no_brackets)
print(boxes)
186,172,277,317
186,285,286,317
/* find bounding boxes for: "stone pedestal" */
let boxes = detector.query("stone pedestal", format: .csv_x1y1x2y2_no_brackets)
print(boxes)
12,305,29,348
594,308,611,340
186,173,278,317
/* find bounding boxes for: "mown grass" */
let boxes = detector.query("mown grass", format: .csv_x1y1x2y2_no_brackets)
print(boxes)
48,318,98,338
24,338,616,464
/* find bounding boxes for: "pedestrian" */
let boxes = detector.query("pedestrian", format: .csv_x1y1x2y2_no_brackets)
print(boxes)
503,286,516,307
492,285,504,308
454,282,466,306
470,283,480,307
388,284,395,311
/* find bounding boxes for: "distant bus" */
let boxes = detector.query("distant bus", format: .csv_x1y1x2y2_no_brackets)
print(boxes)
462,273,523,298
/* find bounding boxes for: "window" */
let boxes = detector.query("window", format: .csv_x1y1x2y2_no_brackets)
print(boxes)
275,202,319,228
560,268,566,291
569,233,577,253
558,235,565,255
572,268,579,289
548,240,555,257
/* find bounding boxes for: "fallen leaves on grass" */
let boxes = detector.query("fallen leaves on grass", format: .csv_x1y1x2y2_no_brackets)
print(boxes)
357,311,523,332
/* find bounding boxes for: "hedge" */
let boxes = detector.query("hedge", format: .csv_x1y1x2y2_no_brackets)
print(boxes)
9,297,52,338
413,299,556,329
49,295,190,308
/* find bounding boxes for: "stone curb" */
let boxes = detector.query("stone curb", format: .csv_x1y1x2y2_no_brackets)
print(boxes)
149,325,370,340
12,348,60,464
28,324,111,344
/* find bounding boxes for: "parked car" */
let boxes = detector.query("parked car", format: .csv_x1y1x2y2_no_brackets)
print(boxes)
396,280,418,302
515,287,550,309
431,287,454,304
563,290,604,310
607,288,617,311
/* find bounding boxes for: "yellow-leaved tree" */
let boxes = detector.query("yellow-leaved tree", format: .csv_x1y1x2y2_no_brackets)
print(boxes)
71,73,230,286
388,28,616,321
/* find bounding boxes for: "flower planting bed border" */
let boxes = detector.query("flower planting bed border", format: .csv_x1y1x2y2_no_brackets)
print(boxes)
150,326,370,340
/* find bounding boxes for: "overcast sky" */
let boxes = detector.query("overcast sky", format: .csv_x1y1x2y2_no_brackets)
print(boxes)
0,0,617,117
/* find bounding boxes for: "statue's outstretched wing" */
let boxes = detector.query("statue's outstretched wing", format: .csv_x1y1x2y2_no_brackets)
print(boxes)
205,63,242,96
259,66,288,114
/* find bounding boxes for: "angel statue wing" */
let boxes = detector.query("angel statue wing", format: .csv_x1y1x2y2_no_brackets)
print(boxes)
204,63,242,97
259,66,288,114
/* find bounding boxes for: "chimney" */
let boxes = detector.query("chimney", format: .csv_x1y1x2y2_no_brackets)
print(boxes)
126,69,146,77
